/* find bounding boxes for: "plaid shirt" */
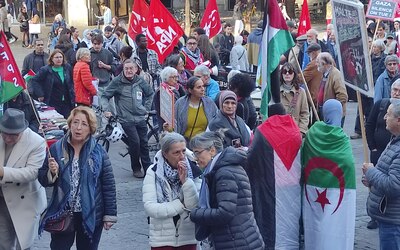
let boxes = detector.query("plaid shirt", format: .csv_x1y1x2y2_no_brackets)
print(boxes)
133,48,162,76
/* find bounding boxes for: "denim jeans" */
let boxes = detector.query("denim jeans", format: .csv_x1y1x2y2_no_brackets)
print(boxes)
378,221,400,250
50,212,103,250
121,120,151,172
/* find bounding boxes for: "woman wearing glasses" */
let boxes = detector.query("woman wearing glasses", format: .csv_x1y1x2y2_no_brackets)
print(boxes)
279,62,309,135
188,131,264,250
180,36,204,73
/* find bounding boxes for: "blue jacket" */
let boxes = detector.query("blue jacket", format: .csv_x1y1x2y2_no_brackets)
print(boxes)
366,136,400,225
38,134,117,237
374,70,394,103
205,78,220,102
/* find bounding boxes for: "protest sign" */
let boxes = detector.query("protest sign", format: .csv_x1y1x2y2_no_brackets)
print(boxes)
160,84,175,128
366,0,397,21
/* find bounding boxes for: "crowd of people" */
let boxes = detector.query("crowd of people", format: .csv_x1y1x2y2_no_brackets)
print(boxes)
1,0,400,247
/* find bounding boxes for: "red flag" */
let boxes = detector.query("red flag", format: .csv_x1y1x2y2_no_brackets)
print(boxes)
128,0,149,41
146,0,184,63
200,0,222,39
396,2,400,18
0,31,26,104
297,0,311,36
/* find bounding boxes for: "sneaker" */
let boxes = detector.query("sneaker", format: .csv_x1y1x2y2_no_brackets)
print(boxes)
350,133,362,140
367,220,378,229
133,170,144,178
27,45,33,49
8,37,16,44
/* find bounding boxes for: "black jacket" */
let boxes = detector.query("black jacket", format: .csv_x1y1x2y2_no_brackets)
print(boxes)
190,147,264,250
22,51,49,76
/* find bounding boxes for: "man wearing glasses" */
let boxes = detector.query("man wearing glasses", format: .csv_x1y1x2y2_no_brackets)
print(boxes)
374,55,400,103
180,36,204,73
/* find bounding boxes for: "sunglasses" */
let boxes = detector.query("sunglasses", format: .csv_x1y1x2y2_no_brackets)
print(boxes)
282,69,294,75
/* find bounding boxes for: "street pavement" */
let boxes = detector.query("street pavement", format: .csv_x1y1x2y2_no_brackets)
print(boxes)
7,24,380,249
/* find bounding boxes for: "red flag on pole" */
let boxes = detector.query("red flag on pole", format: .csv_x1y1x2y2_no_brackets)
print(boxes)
0,31,26,104
200,0,222,39
128,0,149,41
396,2,400,18
146,0,184,63
297,0,311,36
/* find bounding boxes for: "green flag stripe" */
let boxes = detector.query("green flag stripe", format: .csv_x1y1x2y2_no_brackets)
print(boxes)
1,81,23,104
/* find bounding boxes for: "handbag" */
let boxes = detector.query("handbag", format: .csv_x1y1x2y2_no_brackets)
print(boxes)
43,210,75,234
29,23,41,34
44,172,81,234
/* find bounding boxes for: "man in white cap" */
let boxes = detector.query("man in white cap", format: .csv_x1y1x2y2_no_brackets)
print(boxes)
0,108,47,250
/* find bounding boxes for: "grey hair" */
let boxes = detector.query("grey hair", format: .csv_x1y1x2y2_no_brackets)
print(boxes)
307,29,318,36
189,130,225,153
76,48,91,61
194,65,210,77
227,70,241,82
385,55,400,65
160,66,178,82
372,40,386,52
327,24,334,30
390,98,400,118
160,132,186,154
234,35,243,45
317,52,334,65
392,79,400,89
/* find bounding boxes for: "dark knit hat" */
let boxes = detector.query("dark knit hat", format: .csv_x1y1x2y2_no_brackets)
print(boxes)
306,43,322,53
219,90,237,109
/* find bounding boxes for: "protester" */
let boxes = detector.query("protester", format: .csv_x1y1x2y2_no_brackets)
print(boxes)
298,29,328,70
103,25,124,62
374,55,400,103
143,132,201,250
230,35,249,71
279,62,309,135
193,65,220,101
363,98,400,249
165,54,192,90
0,109,47,250
17,5,29,47
303,43,323,109
197,34,219,68
302,99,356,250
315,52,348,126
247,20,263,72
385,33,397,55
207,90,251,148
180,36,204,73
132,34,162,79
218,23,234,66
101,59,154,178
30,49,75,118
74,48,97,107
4,91,40,133
70,26,81,51
247,106,302,248
22,38,49,91
170,76,217,144
49,26,63,51
189,130,264,250
192,27,206,40
80,29,92,49
38,106,117,250
55,34,77,66
228,73,257,130
50,14,66,38
154,66,186,131
374,22,386,41
111,16,120,33
326,31,338,67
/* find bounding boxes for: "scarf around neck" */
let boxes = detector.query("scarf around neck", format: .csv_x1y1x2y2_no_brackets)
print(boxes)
182,46,201,65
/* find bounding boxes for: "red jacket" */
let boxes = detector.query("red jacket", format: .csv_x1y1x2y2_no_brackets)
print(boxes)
73,61,97,106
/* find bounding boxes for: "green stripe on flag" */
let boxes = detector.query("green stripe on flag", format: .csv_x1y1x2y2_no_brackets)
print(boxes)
0,80,23,104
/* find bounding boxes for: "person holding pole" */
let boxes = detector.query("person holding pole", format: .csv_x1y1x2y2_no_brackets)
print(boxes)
303,43,323,111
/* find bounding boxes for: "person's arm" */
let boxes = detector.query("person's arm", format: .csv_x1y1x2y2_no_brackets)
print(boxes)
21,55,30,76
80,64,97,96
298,90,310,134
332,74,348,110
143,168,184,219
366,156,400,198
100,150,118,223
190,169,238,226
0,136,46,183
207,80,220,101
374,75,384,103
230,47,239,70
30,66,47,101
141,78,155,111
101,79,119,112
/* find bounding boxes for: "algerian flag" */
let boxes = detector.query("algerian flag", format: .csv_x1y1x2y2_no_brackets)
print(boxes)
301,121,356,250
0,31,26,104
256,0,295,119
247,115,302,248
23,69,36,82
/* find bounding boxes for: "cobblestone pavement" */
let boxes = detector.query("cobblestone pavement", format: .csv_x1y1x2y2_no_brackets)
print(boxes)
7,24,379,250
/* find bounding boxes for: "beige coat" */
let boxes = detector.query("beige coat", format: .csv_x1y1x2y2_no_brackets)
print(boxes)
323,67,348,115
280,85,310,134
0,128,47,249
0,6,8,31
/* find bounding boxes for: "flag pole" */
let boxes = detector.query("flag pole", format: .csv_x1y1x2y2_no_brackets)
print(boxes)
290,48,320,121
356,90,369,163
369,19,380,54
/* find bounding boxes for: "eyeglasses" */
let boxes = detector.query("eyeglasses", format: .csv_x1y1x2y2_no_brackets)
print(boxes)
169,75,179,79
282,69,294,75
193,149,206,157
187,42,197,45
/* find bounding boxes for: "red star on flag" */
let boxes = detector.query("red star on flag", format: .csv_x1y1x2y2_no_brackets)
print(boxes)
315,188,331,212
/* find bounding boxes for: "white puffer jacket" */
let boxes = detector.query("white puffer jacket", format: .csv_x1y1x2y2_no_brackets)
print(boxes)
143,151,201,247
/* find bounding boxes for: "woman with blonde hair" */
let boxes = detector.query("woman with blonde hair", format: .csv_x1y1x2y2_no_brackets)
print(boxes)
74,48,97,107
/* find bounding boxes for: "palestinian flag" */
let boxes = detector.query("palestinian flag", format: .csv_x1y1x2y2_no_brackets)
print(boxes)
247,115,302,248
0,31,26,104
301,121,356,250
23,69,35,82
256,0,295,119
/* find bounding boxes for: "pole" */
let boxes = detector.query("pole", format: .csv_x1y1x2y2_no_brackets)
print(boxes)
42,0,46,24
356,90,369,163
185,0,191,36
291,48,320,121
369,19,380,54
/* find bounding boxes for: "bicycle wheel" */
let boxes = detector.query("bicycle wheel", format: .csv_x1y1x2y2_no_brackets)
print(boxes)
96,135,110,152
